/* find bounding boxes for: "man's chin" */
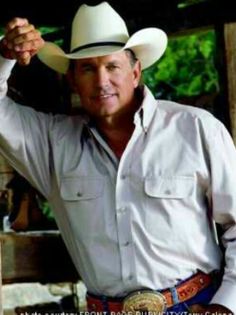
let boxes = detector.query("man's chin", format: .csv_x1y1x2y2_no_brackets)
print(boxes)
94,107,118,118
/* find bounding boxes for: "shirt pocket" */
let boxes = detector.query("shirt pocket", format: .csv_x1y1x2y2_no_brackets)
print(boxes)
143,175,195,240
144,175,194,199
60,176,104,201
60,176,105,240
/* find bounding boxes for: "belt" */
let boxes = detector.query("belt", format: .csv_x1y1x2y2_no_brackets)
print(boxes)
86,271,212,313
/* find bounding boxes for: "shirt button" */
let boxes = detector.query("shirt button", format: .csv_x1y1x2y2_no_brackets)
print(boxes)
77,192,82,197
121,174,127,179
117,207,126,213
123,241,130,247
128,275,133,281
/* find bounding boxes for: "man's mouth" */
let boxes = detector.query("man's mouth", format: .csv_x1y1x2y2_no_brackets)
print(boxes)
100,94,112,99
93,93,116,100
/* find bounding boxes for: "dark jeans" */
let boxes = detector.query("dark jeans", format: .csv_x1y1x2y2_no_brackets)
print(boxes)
166,283,217,313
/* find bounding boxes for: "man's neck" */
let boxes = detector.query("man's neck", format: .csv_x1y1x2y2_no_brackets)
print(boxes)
95,87,144,158
97,114,135,159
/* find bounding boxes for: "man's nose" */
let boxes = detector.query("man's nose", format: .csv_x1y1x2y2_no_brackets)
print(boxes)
95,68,109,87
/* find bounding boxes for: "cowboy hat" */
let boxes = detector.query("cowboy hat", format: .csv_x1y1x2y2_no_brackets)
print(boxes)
37,2,168,74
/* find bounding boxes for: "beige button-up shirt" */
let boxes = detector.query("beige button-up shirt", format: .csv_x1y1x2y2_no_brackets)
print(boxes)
0,56,236,312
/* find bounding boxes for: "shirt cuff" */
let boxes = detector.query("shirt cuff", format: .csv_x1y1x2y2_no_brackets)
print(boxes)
0,54,16,79
210,279,236,313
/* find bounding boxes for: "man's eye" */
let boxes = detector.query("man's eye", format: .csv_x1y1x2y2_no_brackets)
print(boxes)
82,66,94,72
107,65,118,71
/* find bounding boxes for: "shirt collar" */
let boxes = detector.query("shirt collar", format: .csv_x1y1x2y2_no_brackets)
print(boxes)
134,85,157,133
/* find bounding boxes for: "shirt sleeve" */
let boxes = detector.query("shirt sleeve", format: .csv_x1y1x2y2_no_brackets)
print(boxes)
0,54,53,199
207,118,236,313
0,54,16,100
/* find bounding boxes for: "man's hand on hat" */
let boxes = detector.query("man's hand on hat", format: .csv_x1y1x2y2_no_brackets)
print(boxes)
189,303,233,314
0,17,44,65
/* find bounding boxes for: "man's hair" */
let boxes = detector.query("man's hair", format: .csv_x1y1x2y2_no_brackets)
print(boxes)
125,49,138,67
69,49,138,72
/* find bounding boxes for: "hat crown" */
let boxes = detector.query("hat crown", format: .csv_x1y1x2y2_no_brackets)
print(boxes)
71,2,130,52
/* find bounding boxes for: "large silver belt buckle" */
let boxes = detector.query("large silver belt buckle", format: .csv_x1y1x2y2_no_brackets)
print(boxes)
122,290,167,315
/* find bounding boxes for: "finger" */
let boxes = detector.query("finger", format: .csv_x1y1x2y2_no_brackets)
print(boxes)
5,17,29,32
3,34,44,57
13,38,45,54
12,29,41,46
5,50,31,64
5,24,35,42
17,51,31,66
11,32,44,54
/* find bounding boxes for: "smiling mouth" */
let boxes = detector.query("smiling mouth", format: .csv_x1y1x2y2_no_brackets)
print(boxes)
93,93,116,100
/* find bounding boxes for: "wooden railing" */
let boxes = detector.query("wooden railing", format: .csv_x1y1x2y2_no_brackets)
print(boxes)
0,231,80,314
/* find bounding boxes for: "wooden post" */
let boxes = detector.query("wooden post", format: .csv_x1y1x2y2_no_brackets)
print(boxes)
0,242,3,315
224,22,236,144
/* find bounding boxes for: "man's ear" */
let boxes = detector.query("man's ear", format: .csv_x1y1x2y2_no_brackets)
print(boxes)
133,60,142,88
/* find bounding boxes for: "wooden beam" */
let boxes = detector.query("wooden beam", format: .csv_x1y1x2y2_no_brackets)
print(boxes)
224,22,236,143
1,0,236,33
0,243,2,315
0,232,79,284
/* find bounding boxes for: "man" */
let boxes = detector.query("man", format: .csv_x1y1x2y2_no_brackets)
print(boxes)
0,2,235,314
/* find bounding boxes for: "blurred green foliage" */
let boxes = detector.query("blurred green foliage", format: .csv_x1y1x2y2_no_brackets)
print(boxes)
142,30,219,100
38,26,61,35
38,26,64,47
177,0,207,9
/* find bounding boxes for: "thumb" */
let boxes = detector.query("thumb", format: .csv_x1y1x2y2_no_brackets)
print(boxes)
17,51,31,66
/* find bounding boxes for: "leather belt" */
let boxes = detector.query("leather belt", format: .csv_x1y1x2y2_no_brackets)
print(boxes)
86,271,212,313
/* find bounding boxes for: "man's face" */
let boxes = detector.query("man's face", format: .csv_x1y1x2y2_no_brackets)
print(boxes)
70,51,141,120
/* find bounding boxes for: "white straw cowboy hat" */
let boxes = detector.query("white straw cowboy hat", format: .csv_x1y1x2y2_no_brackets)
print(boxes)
37,2,168,74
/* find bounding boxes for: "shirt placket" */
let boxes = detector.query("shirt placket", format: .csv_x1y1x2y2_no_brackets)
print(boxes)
115,125,143,287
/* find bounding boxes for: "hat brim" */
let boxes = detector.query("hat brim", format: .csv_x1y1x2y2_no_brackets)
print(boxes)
37,28,167,74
